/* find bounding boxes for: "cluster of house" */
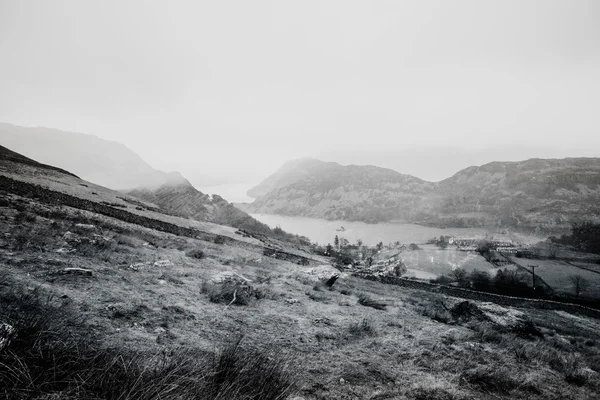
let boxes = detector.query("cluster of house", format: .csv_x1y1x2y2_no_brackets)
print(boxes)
448,236,524,253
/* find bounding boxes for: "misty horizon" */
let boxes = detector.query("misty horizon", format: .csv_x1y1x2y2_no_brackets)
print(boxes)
2,0,600,190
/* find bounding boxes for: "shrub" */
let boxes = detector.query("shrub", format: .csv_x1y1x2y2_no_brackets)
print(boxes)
421,301,452,324
208,281,262,306
357,293,387,310
430,275,454,285
470,270,492,291
214,235,226,245
186,249,205,259
14,211,36,224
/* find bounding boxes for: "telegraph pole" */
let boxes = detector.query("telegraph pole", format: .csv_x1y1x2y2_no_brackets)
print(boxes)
529,265,537,291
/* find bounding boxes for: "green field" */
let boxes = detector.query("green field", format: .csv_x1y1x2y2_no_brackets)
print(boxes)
511,257,600,299
401,244,498,278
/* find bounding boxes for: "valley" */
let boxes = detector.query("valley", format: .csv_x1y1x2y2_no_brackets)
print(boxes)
1,143,600,399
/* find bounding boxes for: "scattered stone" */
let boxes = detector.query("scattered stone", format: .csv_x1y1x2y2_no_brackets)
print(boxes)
153,327,166,334
57,267,93,276
285,298,300,304
0,322,15,351
154,260,174,267
339,378,345,385
451,301,543,338
55,248,75,253
62,231,81,243
211,271,252,284
75,223,96,230
129,262,152,271
313,317,332,325
302,265,343,282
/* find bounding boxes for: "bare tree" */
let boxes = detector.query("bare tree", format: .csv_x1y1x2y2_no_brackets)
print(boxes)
569,275,590,297
450,268,469,287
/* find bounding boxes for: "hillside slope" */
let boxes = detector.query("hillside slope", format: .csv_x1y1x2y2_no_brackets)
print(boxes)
241,158,436,223
240,157,600,231
126,174,301,241
0,123,174,190
2,145,600,400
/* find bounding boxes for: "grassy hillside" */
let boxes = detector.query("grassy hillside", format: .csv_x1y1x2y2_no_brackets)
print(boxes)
1,148,600,399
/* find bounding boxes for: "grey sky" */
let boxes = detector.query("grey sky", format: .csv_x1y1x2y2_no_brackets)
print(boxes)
1,0,599,186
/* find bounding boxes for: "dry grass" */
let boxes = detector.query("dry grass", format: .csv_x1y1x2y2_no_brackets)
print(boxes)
2,197,600,399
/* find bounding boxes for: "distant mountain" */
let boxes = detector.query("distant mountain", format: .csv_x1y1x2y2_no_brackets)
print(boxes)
241,158,436,223
435,158,600,230
239,157,600,232
0,123,172,190
247,158,330,198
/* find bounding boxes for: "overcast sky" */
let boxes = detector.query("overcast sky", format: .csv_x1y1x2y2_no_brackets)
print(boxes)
1,0,599,186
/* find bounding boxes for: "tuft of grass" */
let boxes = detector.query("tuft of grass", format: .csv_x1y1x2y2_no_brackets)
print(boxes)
348,318,376,337
0,283,298,400
307,291,329,303
357,293,387,310
460,366,518,395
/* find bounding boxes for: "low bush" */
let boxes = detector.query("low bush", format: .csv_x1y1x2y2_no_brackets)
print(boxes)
357,293,387,310
207,281,262,306
421,301,452,324
214,235,226,245
186,249,205,259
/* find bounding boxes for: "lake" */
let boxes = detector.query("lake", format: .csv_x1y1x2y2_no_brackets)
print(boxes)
250,213,541,246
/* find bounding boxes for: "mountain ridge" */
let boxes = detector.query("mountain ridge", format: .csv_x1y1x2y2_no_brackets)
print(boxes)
239,157,600,231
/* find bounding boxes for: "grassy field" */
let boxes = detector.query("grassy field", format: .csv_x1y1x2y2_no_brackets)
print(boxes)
402,244,502,278
511,257,600,299
1,164,600,399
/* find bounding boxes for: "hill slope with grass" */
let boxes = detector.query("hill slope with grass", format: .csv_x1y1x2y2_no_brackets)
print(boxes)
240,158,436,223
2,147,600,399
240,157,600,231
126,173,310,244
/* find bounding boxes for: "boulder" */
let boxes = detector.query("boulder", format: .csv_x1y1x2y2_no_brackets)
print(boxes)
153,260,174,267
75,223,96,230
57,267,93,276
302,265,343,282
210,271,252,284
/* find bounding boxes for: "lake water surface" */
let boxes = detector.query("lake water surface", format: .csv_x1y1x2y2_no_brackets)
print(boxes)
250,213,540,246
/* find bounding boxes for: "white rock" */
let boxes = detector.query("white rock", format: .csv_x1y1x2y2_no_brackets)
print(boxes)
154,260,174,267
75,223,96,230
0,323,15,351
